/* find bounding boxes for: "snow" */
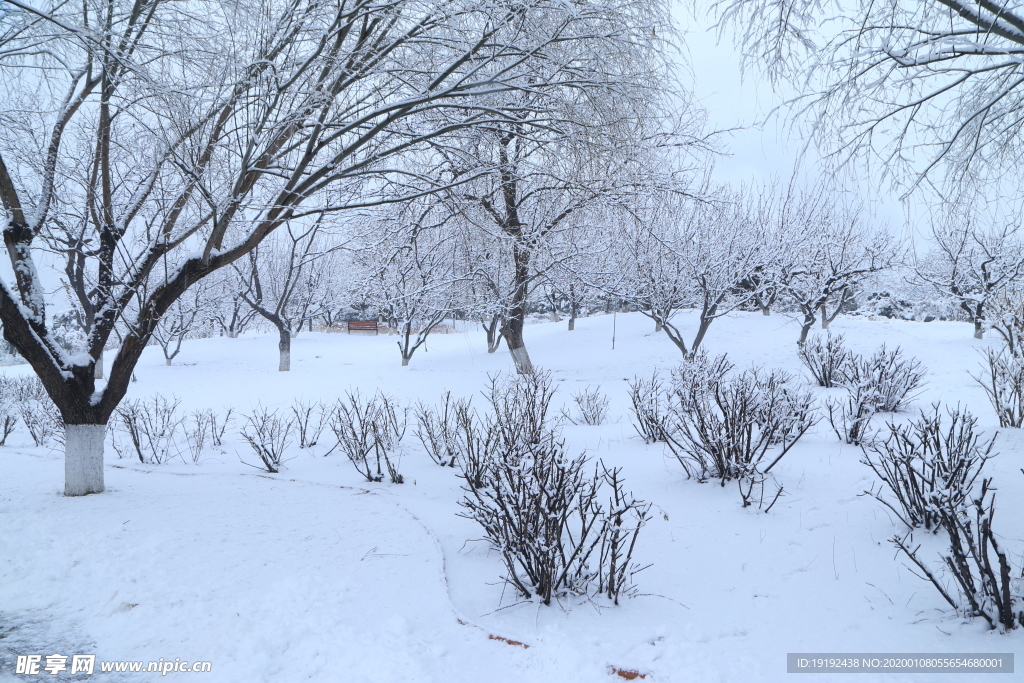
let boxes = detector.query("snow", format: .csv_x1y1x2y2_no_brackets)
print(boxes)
1,311,1022,681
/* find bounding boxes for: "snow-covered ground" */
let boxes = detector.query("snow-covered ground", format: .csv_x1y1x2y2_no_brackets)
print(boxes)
2,312,1022,682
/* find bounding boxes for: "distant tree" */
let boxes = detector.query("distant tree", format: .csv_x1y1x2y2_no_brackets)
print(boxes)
915,216,1024,339
612,187,766,357
237,221,331,371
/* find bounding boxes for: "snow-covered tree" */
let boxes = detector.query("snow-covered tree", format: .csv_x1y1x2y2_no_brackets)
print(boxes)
612,188,767,357
915,216,1024,339
0,0,636,495
237,221,332,371
719,0,1024,191
357,201,461,366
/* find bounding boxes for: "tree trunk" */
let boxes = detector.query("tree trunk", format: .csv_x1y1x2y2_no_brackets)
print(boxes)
64,424,106,496
975,319,985,339
165,357,172,366
401,356,410,366
761,305,771,316
654,319,662,332
568,316,575,331
278,327,291,371
501,243,534,374
94,353,104,380
820,303,830,329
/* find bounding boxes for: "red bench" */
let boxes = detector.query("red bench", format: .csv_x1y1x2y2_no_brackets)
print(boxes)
347,320,379,334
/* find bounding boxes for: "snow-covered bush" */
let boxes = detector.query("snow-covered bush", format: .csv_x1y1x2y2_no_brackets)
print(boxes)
845,345,926,413
662,366,817,484
183,407,234,463
627,371,668,443
862,405,995,531
893,481,1024,631
458,431,650,606
240,405,294,473
291,399,326,449
797,332,853,388
485,369,558,447
566,386,609,426
827,345,927,444
112,395,184,464
328,391,406,483
825,389,877,446
13,376,63,448
0,377,21,445
973,347,1024,428
414,392,470,467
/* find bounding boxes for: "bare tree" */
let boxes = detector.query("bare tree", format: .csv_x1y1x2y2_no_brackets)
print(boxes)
0,0,642,495
152,288,206,366
238,221,331,371
357,200,461,366
612,188,766,357
915,215,1024,339
718,0,1024,191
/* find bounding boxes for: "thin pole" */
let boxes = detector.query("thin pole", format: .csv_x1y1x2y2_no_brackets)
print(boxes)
612,311,617,350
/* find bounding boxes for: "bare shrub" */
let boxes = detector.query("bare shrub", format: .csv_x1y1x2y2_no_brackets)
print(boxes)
240,405,294,473
459,433,650,606
485,369,557,446
564,386,609,426
798,332,853,388
827,345,927,444
183,407,233,463
414,392,470,467
10,376,62,447
663,367,817,484
862,405,995,532
627,371,668,443
113,395,184,464
0,377,20,445
893,480,1024,631
973,347,1024,428
183,410,211,463
844,344,926,413
328,391,406,483
825,387,878,446
291,399,326,449
667,351,734,412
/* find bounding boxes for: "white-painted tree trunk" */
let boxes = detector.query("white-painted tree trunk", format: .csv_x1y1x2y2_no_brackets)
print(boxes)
279,349,290,372
510,346,534,375
94,353,104,380
64,424,105,496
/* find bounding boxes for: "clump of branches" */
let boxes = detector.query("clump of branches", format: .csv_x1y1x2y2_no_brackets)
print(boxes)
292,399,327,449
662,366,817,486
414,392,471,467
627,371,668,443
893,481,1024,631
862,405,995,532
667,351,734,412
10,376,62,447
826,345,927,444
798,332,853,388
563,386,609,426
328,391,406,483
183,407,234,463
0,377,21,445
113,395,184,464
240,405,294,473
847,345,926,413
485,369,558,447
825,382,880,446
459,432,650,606
973,347,1024,428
